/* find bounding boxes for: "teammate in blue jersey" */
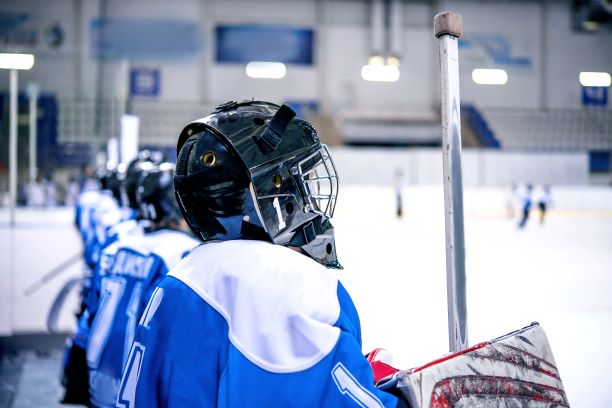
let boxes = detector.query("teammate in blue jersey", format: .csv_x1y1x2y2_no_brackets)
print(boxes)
64,168,119,405
118,101,405,407
63,155,162,406
87,163,199,408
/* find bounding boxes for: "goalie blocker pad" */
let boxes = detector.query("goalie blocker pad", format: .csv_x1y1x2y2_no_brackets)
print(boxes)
381,323,569,407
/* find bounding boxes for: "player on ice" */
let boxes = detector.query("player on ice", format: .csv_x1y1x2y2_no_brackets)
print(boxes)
86,162,199,408
535,184,552,225
517,183,534,229
505,182,520,219
117,101,406,407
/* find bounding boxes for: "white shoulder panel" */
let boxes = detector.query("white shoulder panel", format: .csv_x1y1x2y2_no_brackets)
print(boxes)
144,230,200,271
169,240,341,373
108,219,143,242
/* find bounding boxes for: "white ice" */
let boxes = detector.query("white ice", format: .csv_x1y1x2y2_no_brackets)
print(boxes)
334,185,612,407
1,185,611,406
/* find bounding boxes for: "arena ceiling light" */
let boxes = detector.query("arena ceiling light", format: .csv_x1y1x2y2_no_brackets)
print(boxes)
0,53,35,70
245,61,286,79
471,68,508,85
579,71,611,87
361,63,400,82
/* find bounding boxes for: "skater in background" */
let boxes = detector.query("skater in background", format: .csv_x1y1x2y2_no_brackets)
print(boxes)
25,173,46,208
65,176,81,207
44,172,58,207
506,182,520,219
79,164,99,193
394,168,404,218
518,183,533,229
535,184,553,225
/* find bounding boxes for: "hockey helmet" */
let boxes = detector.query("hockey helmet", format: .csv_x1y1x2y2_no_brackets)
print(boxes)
174,100,340,268
124,150,165,209
137,162,183,225
106,169,124,204
96,165,124,205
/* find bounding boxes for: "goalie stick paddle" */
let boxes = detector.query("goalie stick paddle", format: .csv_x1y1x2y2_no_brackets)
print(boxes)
435,11,468,353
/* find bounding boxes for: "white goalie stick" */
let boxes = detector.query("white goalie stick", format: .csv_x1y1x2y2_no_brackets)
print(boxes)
435,11,468,354
376,12,569,407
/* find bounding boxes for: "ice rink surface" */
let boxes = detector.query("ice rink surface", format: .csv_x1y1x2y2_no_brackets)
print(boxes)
1,185,611,406
335,185,612,407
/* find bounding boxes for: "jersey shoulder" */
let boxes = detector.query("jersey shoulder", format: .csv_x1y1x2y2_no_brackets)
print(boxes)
143,230,200,271
169,240,341,373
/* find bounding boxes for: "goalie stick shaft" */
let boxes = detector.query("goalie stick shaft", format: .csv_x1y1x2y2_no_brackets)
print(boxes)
23,252,83,296
434,12,468,353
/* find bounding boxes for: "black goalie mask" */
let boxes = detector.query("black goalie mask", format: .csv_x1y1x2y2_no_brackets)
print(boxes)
174,100,341,268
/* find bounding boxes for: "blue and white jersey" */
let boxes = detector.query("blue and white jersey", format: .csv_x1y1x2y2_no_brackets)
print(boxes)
73,219,146,350
79,191,120,268
76,190,105,242
87,229,199,408
117,240,400,407
87,196,137,268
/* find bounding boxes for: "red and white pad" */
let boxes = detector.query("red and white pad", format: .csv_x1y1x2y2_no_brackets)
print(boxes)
396,323,569,407
366,348,400,384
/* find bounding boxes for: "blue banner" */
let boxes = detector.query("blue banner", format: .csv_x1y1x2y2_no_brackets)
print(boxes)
582,87,608,107
91,18,202,60
216,24,314,65
130,68,160,97
459,33,533,70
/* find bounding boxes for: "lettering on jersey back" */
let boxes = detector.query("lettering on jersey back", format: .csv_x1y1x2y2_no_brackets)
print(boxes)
110,250,154,280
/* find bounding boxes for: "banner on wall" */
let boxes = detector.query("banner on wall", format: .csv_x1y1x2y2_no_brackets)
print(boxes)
130,68,160,97
0,11,67,53
582,86,608,107
459,32,534,72
216,24,314,65
91,18,202,60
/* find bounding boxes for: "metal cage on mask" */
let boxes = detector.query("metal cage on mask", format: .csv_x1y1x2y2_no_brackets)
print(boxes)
295,145,338,218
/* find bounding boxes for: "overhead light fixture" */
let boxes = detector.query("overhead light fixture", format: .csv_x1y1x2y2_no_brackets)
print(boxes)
361,64,400,82
368,55,385,66
0,53,35,70
245,61,286,79
472,68,508,85
579,71,611,87
386,56,400,67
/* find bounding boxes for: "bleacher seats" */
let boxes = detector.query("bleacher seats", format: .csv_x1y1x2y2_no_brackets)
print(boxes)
481,107,612,151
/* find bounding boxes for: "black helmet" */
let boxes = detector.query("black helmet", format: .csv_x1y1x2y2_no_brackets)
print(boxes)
106,169,124,204
124,150,165,209
96,165,123,205
174,100,340,268
96,165,113,190
137,163,183,225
